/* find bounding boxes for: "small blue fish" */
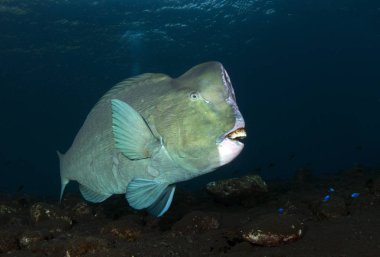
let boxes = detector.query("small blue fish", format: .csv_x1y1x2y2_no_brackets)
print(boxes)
328,187,335,193
278,208,284,214
323,195,330,202
351,192,360,198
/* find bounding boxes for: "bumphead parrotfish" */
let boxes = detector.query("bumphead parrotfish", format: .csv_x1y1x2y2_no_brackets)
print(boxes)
58,61,246,216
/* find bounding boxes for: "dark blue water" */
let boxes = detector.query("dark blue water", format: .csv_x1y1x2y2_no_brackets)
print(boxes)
1,0,379,197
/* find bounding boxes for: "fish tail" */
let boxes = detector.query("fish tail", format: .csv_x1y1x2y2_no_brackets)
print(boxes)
57,150,69,203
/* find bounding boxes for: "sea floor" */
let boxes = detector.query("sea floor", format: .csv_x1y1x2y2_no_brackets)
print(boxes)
0,166,379,257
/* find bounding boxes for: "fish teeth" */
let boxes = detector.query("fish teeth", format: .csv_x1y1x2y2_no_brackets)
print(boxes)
227,128,247,140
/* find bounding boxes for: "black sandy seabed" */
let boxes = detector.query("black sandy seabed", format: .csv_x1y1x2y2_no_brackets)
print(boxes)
0,166,379,257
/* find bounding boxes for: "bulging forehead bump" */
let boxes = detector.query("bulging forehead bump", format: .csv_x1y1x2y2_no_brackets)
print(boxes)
220,64,236,102
215,64,241,124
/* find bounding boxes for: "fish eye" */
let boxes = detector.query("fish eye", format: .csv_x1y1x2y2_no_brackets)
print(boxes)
189,92,200,101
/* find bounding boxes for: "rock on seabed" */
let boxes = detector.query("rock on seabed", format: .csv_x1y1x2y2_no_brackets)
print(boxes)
241,213,304,246
205,174,268,204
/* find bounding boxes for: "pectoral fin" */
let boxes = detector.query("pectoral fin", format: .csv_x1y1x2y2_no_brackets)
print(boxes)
79,184,111,203
126,178,168,209
147,185,176,217
111,99,160,160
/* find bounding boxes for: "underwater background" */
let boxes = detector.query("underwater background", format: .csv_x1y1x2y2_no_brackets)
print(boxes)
0,0,379,197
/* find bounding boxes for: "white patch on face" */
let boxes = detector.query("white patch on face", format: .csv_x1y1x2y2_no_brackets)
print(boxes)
218,138,244,166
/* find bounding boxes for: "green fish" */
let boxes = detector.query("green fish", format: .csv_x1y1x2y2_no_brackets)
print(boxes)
58,61,246,216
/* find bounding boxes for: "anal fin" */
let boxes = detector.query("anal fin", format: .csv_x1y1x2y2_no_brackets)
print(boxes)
79,184,111,203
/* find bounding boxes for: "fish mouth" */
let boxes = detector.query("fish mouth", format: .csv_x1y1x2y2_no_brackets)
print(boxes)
225,127,247,143
218,124,246,166
218,117,246,145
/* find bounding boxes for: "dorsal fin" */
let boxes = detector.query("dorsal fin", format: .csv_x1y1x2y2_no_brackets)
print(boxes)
96,73,170,107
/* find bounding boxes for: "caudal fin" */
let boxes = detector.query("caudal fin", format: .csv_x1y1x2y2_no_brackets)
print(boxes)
57,151,69,202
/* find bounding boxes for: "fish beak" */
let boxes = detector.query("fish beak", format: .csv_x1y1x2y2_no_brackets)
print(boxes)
225,127,247,144
218,119,246,145
217,120,246,166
